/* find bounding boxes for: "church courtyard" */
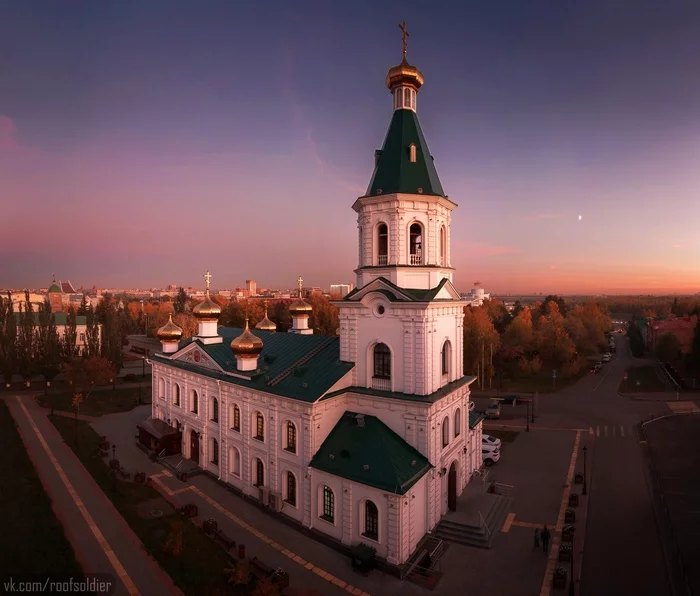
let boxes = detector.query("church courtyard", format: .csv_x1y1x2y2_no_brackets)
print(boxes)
95,405,581,595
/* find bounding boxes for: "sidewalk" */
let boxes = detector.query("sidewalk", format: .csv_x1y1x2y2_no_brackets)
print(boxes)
4,395,180,596
150,472,426,596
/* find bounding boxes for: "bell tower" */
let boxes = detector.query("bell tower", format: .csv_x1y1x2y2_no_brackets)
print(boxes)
335,25,467,397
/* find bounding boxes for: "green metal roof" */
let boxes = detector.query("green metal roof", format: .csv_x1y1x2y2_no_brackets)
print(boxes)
309,411,432,494
48,283,62,293
152,328,354,403
13,312,87,325
469,411,485,429
364,109,445,198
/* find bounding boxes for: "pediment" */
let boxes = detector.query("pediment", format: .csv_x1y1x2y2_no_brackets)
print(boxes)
345,278,414,302
433,280,462,301
173,343,224,372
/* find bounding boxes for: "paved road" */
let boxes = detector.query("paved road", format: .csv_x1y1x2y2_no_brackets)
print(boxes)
4,395,179,596
536,336,671,596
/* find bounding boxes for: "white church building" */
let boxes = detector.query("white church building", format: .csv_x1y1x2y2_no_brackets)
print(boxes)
144,34,483,569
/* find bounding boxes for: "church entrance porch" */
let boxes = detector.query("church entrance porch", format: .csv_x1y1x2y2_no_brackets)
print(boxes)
136,417,181,456
189,430,200,465
448,462,457,511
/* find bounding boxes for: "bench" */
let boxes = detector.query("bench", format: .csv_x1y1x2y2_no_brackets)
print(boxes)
211,529,235,552
249,557,273,579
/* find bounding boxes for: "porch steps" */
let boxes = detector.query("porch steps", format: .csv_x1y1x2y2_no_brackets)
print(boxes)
433,494,513,549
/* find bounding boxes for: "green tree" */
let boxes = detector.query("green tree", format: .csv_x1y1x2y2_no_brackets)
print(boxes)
538,295,568,319
16,291,36,383
61,307,78,362
77,295,89,316
84,305,101,358
0,294,17,387
690,319,700,372
101,302,123,378
63,356,115,401
36,298,62,389
671,297,681,317
174,288,188,314
655,332,681,363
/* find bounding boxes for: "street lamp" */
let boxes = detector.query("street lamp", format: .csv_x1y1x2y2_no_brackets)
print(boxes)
526,401,530,432
582,445,588,496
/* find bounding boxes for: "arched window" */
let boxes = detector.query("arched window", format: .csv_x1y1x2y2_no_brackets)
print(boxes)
285,421,297,454
411,89,416,110
321,485,334,523
373,343,391,379
442,416,450,448
211,397,219,423
409,143,417,163
409,223,422,265
191,390,198,414
395,89,402,109
231,404,241,432
254,412,264,441
454,408,462,438
158,377,165,400
440,225,447,266
363,500,379,541
229,447,241,477
442,341,451,377
404,87,410,107
211,438,219,465
255,459,264,487
173,383,180,407
285,471,297,507
377,223,388,265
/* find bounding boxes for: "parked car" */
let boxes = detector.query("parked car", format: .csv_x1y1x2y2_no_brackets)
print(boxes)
602,353,611,362
482,444,500,466
588,365,597,374
482,434,502,449
485,403,501,420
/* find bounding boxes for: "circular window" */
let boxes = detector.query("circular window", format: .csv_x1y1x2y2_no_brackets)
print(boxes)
376,305,385,316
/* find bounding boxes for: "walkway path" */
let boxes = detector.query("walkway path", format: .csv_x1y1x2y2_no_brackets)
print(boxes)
4,395,180,596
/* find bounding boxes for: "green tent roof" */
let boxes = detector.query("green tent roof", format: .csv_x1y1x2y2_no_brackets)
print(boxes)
469,411,485,429
364,108,445,198
48,283,62,293
309,411,432,494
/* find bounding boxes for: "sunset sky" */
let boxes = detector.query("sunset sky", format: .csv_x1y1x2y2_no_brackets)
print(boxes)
1,1,699,294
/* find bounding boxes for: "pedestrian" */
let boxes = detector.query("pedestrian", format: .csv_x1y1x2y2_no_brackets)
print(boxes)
532,527,540,550
541,525,551,553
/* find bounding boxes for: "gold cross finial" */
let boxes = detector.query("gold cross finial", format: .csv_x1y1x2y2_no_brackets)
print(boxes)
297,276,303,297
204,270,212,291
399,21,409,58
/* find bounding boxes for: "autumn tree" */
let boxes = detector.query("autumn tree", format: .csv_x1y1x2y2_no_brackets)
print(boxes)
35,298,62,388
537,295,568,319
463,306,500,385
173,287,188,314
0,294,17,386
482,298,512,334
64,356,115,400
173,313,198,339
308,294,339,336
101,302,123,377
655,333,681,364
534,302,576,371
61,307,78,361
15,291,36,383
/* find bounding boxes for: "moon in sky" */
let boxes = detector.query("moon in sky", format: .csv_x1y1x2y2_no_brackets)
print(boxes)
578,215,582,220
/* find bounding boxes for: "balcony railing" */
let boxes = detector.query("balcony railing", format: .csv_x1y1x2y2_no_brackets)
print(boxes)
410,254,423,265
377,255,388,266
372,377,392,392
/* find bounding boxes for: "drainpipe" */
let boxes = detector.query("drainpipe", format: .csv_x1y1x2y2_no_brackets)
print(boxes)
217,380,222,481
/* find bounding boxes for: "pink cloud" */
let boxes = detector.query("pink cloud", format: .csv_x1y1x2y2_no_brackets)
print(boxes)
455,241,522,257
0,115,19,151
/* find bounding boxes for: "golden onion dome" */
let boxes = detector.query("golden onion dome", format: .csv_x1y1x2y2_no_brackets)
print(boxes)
192,291,221,320
157,314,183,341
255,313,277,332
230,319,264,357
386,58,424,91
289,298,312,316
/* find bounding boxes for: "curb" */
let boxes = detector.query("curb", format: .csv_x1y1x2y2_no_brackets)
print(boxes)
576,432,594,596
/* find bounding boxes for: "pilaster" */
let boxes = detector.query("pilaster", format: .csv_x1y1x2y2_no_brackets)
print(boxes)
341,481,353,545
386,494,401,565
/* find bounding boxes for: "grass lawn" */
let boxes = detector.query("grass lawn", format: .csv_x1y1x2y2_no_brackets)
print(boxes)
0,400,83,581
49,415,241,595
619,365,667,393
36,386,152,417
477,368,589,395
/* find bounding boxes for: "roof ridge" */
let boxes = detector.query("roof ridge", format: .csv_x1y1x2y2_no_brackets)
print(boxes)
267,336,335,387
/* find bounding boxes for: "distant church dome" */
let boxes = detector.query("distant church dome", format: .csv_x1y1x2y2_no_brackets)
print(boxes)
48,277,61,293
157,314,183,342
230,319,264,357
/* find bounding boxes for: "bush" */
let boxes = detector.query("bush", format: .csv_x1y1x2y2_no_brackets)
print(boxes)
123,374,138,382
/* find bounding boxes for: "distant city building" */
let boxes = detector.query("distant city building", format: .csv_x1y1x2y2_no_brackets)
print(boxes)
647,315,698,354
12,312,99,356
245,280,257,296
461,282,490,307
330,284,353,297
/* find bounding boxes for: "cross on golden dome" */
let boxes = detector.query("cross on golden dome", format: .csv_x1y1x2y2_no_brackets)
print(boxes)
297,276,303,296
399,21,409,58
204,270,212,292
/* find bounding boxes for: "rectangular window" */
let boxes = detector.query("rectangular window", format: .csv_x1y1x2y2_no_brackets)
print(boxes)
79,333,85,342
286,473,296,507
255,414,264,441
232,406,240,432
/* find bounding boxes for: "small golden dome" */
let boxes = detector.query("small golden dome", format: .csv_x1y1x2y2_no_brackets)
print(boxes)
255,304,277,332
192,291,221,320
157,314,183,341
289,298,312,316
386,58,424,91
230,319,263,357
